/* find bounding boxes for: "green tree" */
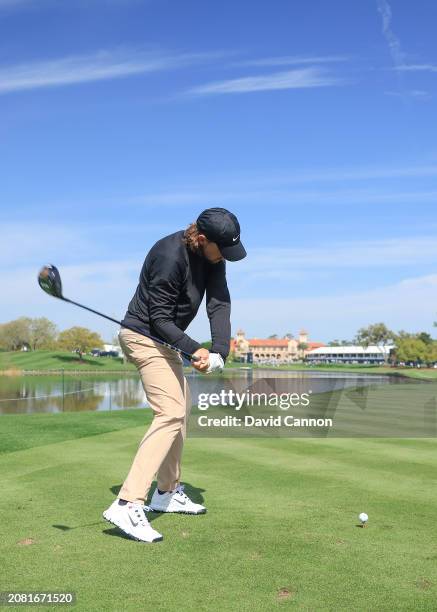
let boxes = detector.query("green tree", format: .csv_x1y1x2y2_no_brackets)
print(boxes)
354,323,396,363
417,332,433,346
394,336,429,364
427,342,437,364
393,332,437,366
268,334,278,339
298,341,308,360
29,318,58,350
58,326,104,360
0,317,32,351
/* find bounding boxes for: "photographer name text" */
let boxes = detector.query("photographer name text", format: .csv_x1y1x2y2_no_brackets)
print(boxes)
197,415,333,428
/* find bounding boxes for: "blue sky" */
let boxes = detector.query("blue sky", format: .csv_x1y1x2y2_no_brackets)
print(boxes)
1,0,437,344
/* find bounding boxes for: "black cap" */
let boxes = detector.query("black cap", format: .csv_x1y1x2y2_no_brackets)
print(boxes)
196,207,246,262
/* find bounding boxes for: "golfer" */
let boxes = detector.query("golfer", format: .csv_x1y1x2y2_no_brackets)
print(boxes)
103,208,246,542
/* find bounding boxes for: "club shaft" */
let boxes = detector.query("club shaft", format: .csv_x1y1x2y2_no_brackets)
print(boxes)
62,297,200,362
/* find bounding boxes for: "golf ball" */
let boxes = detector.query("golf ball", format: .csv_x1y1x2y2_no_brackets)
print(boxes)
359,512,368,523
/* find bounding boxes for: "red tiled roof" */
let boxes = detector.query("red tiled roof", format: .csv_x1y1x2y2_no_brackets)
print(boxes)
247,339,289,347
230,338,325,350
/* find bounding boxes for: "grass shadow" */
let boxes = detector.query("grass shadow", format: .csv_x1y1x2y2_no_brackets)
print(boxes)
102,527,139,541
56,355,104,367
52,521,103,532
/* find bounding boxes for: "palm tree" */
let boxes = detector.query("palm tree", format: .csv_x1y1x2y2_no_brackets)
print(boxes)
297,341,308,360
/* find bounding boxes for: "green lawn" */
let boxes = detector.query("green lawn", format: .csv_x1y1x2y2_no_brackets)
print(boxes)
229,361,437,380
0,350,135,372
1,410,436,611
1,350,436,381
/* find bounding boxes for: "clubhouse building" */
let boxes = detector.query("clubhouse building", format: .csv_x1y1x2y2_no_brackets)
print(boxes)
306,345,393,365
230,329,325,364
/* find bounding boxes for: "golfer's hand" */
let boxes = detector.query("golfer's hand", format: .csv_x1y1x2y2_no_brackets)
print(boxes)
192,348,210,372
206,353,224,374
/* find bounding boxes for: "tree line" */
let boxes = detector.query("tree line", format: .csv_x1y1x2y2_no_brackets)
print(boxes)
2,318,437,366
0,317,105,359
333,322,437,365
241,323,437,365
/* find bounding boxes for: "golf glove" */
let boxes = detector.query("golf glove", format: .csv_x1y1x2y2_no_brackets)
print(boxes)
206,353,224,374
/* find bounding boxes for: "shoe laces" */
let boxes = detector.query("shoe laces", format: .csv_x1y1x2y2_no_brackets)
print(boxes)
175,484,189,500
129,503,149,527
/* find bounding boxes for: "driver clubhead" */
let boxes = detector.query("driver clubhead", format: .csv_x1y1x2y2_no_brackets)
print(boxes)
38,264,63,299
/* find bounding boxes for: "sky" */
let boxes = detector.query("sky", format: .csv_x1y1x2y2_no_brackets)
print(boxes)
1,0,437,345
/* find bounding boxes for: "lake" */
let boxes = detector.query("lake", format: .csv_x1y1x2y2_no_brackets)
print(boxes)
0,369,418,415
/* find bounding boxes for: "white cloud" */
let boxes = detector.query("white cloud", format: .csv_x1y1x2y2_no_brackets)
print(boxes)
0,223,90,265
3,229,437,340
0,220,167,338
187,68,341,96
5,263,437,344
385,89,432,101
2,218,437,341
0,260,141,341
132,163,437,205
0,220,173,267
266,163,437,184
195,273,437,341
0,48,221,94
236,237,437,274
397,64,437,73
221,236,437,302
235,55,348,68
135,187,437,207
410,90,432,98
376,0,405,68
377,2,436,102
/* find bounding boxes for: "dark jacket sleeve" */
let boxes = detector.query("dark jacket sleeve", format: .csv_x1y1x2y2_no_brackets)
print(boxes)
206,260,231,361
147,254,201,357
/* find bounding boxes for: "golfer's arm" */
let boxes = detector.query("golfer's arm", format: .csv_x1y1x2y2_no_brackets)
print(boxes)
148,263,201,357
206,261,231,361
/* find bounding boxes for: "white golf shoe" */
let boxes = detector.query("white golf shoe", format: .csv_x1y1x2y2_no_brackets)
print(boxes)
149,484,206,515
103,499,163,542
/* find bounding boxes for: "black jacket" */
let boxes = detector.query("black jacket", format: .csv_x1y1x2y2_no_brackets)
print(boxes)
122,231,231,360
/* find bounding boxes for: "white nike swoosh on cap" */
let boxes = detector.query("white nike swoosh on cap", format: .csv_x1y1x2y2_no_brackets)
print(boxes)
232,235,240,242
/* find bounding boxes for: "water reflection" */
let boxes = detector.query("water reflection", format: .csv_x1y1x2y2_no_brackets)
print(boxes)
0,375,147,414
0,369,417,415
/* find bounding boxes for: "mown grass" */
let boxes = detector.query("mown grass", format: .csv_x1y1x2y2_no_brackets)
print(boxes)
0,350,135,372
1,409,436,611
1,350,436,381
229,361,437,380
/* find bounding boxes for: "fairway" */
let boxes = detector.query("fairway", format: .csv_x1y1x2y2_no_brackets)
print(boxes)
1,410,436,611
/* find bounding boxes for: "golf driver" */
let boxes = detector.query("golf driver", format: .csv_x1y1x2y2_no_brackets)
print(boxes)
38,264,200,362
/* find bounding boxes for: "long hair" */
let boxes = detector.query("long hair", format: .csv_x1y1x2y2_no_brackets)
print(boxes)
183,222,201,253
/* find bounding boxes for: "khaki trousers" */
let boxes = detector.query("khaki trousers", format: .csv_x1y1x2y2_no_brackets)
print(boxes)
117,328,192,503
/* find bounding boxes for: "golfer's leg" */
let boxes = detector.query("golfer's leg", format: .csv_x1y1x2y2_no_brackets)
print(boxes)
117,331,186,503
157,377,192,491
